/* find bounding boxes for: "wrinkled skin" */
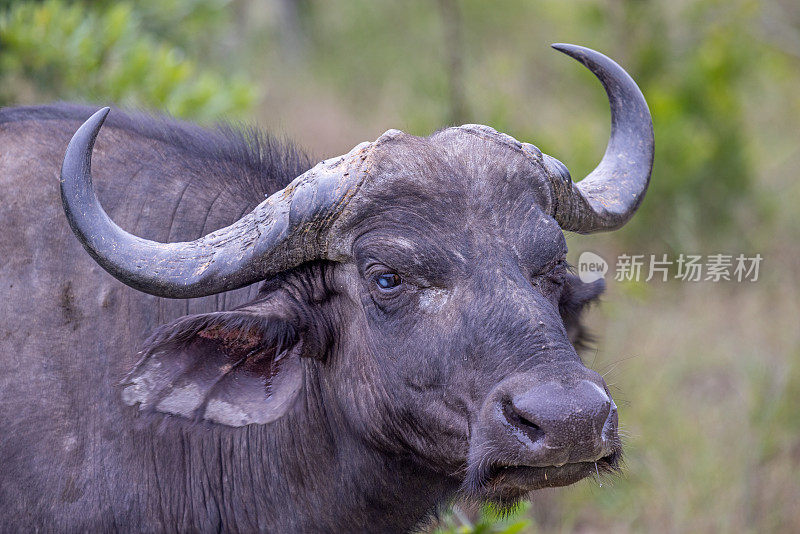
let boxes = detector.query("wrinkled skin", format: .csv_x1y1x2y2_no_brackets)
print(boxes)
0,105,615,533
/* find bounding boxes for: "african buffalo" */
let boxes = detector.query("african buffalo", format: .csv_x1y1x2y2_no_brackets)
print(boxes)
0,44,653,532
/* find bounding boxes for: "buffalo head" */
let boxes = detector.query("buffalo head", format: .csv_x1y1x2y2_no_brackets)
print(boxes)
59,44,653,506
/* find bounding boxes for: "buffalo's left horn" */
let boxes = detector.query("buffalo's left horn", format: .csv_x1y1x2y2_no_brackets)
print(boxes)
545,44,654,233
60,107,366,298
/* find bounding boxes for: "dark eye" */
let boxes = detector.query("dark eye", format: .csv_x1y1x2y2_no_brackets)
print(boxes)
375,272,402,291
548,261,567,285
533,258,567,288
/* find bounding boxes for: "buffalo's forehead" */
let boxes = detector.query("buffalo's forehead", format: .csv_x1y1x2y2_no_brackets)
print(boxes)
344,125,564,272
358,126,553,220
428,124,553,214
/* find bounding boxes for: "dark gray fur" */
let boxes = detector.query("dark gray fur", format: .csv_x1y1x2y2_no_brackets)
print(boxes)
1,103,619,532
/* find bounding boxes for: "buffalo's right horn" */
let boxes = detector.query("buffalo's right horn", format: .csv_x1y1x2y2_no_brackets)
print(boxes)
60,107,368,299
545,44,655,233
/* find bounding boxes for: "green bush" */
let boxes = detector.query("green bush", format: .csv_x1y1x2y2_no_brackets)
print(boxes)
0,0,257,120
434,503,531,534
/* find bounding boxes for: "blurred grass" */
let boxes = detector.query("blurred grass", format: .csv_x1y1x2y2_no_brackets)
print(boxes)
1,0,799,531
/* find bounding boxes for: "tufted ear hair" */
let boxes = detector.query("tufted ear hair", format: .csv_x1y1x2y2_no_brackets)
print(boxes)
121,304,303,427
559,273,605,351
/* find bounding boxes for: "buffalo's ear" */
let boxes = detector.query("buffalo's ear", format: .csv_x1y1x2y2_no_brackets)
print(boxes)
559,274,604,351
121,308,302,427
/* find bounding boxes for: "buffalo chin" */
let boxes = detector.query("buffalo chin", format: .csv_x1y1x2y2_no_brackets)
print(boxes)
463,451,622,507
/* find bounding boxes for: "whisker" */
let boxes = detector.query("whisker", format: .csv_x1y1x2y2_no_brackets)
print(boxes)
599,354,640,377
589,347,600,370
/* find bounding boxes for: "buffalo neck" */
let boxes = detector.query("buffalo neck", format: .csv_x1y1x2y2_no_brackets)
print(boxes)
135,364,455,533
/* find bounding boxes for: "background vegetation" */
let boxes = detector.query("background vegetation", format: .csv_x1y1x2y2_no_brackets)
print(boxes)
2,0,798,531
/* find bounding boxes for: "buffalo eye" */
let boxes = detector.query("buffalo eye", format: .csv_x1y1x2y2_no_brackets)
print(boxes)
532,257,568,294
548,260,568,285
374,272,402,291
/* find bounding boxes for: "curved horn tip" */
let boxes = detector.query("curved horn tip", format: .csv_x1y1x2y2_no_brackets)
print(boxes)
94,105,111,120
550,43,610,68
550,43,587,57
62,106,111,169
550,42,578,52
83,106,111,134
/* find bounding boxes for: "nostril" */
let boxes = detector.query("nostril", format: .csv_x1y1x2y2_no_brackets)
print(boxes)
502,401,546,444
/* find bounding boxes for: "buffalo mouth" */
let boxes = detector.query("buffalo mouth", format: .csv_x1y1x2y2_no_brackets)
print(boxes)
463,450,622,504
